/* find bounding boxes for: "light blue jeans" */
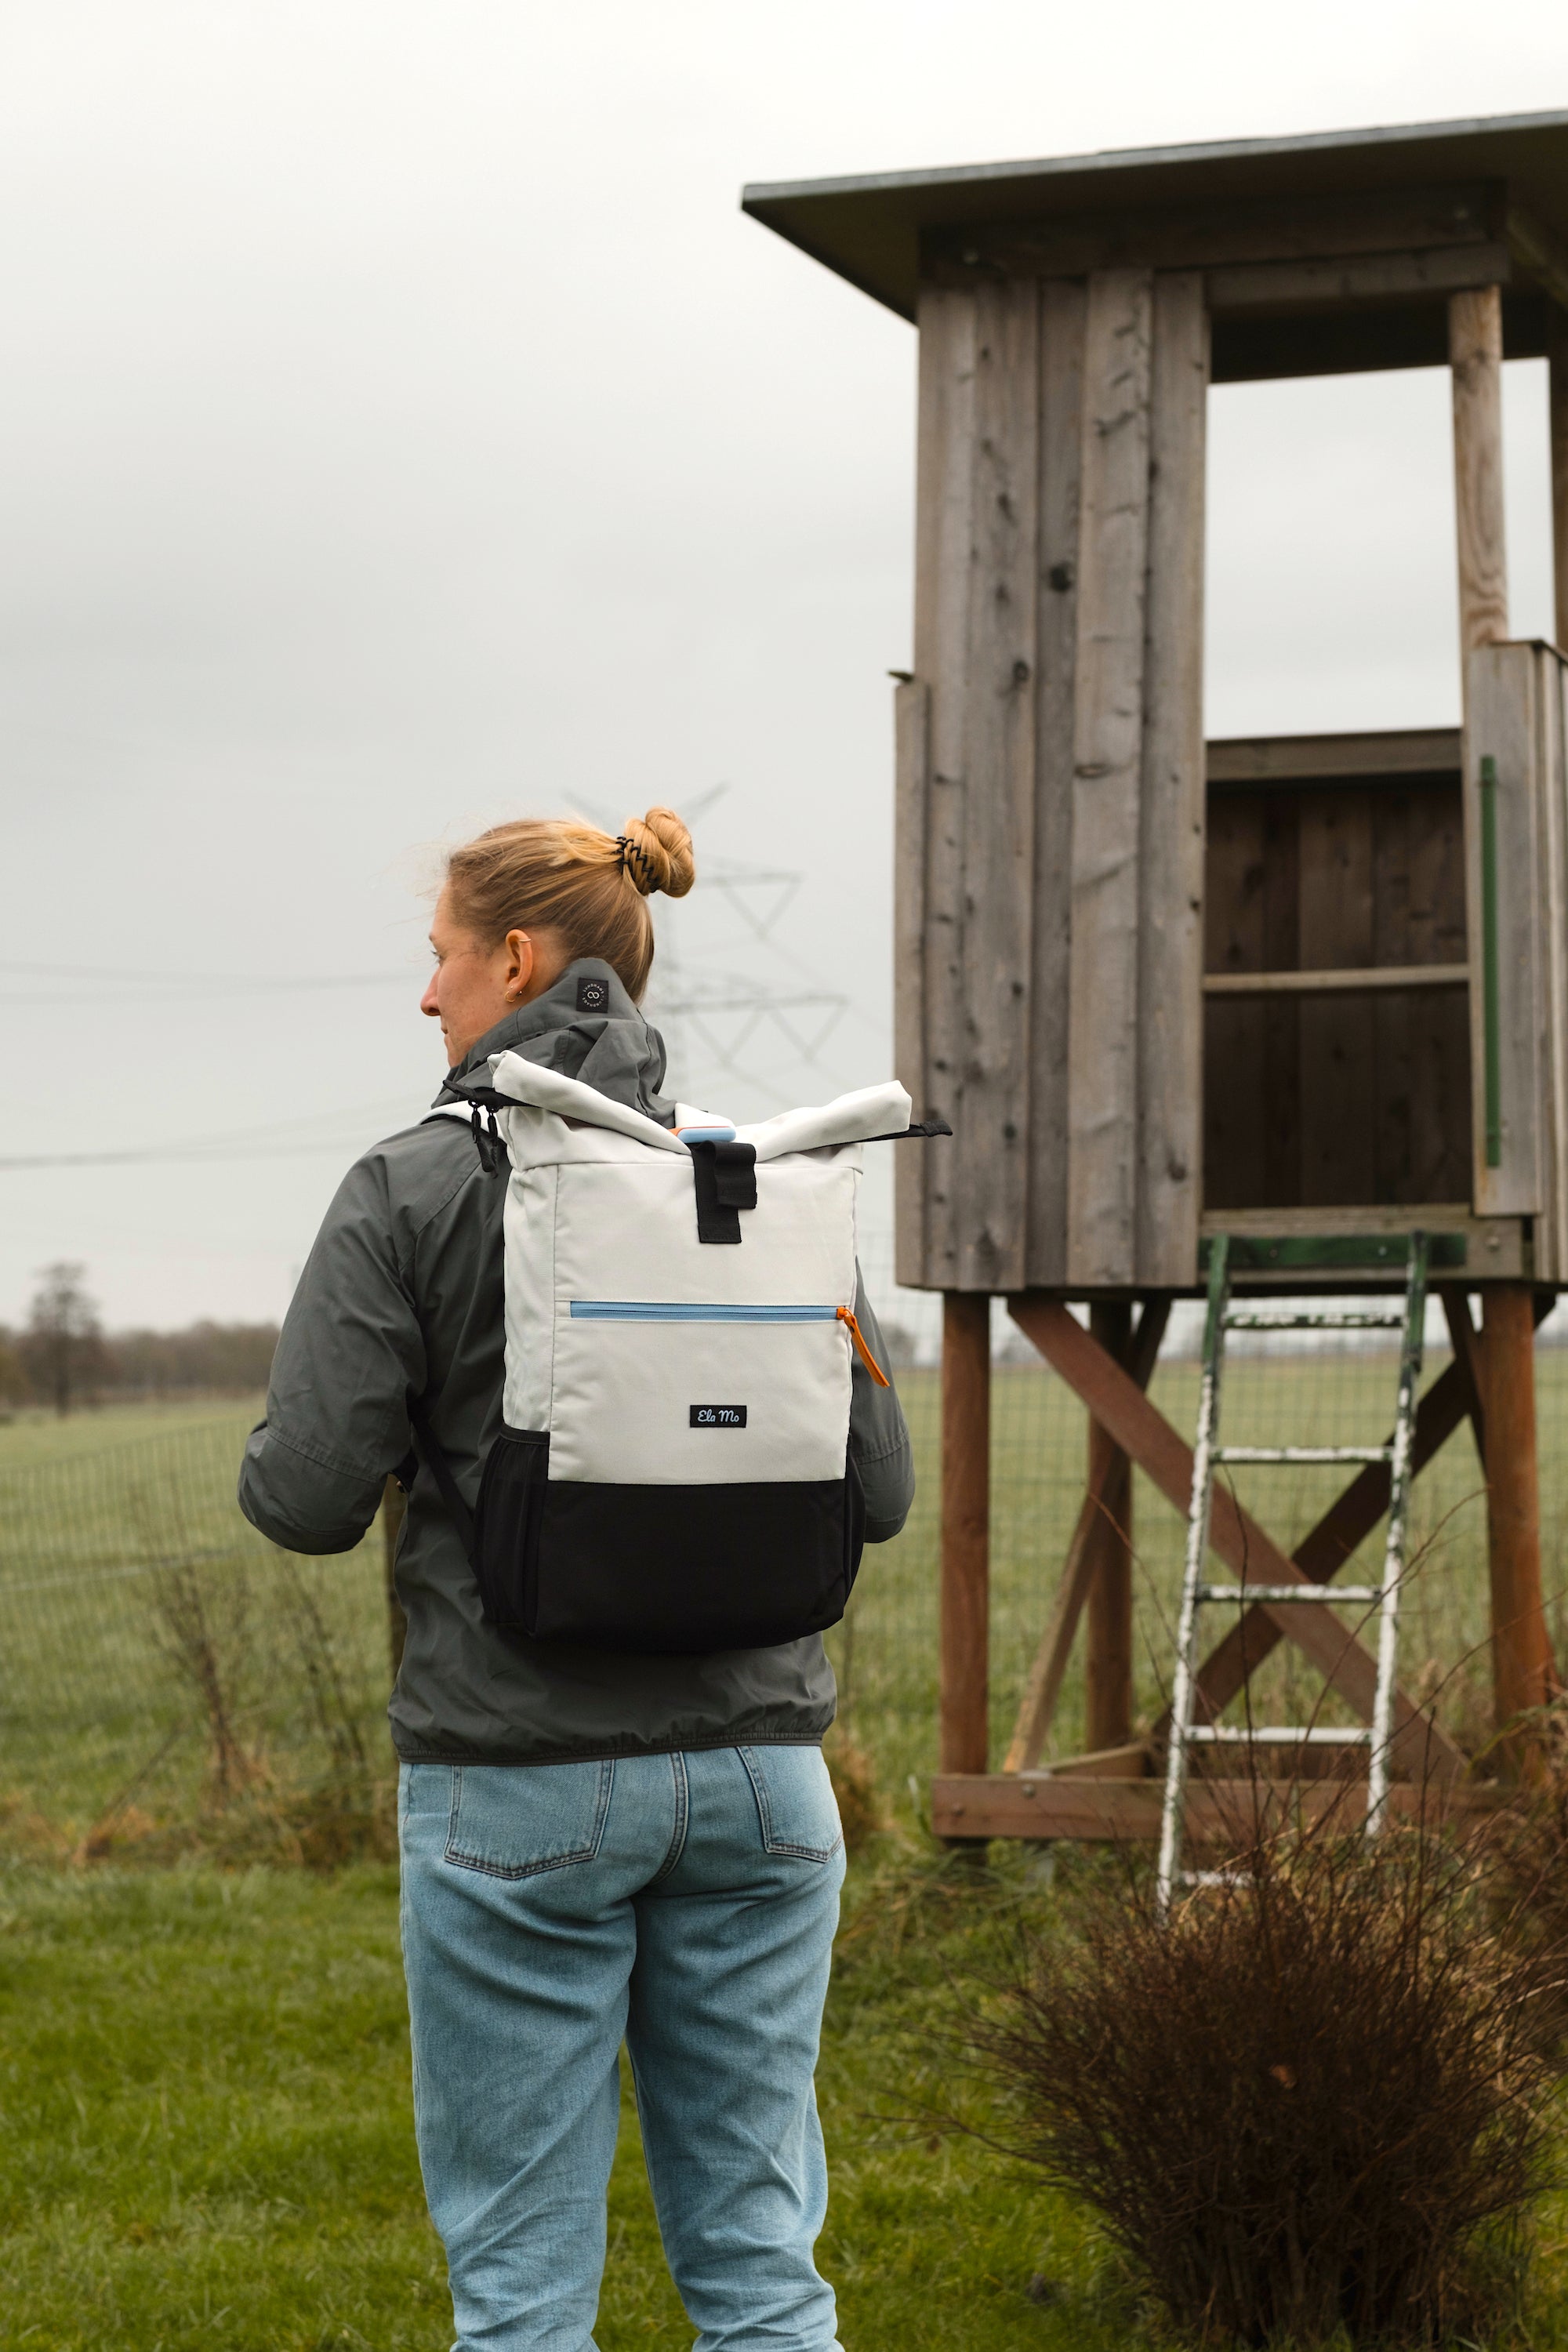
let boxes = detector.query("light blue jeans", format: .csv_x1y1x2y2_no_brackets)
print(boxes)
398,1746,847,2352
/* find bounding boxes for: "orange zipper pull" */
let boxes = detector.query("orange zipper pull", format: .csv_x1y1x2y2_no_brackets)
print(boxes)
837,1305,891,1388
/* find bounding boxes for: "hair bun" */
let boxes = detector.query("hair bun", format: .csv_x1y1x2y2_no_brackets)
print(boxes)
621,806,695,899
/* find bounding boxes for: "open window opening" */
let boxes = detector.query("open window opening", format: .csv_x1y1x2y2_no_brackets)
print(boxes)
1200,361,1554,1219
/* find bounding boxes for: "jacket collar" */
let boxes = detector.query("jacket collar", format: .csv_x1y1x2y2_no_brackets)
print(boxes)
434,959,675,1125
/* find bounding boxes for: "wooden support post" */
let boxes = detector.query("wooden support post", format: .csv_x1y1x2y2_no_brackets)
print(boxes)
1085,1301,1134,1750
941,1294,991,1784
1479,1287,1555,1766
1449,286,1510,659
1551,305,1568,653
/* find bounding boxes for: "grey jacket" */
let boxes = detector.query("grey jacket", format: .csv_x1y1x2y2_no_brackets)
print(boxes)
238,960,915,1762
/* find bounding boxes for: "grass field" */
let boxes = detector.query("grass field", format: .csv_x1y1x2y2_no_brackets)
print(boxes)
0,1853,1139,2352
7,1338,1568,1847
0,1398,390,1846
5,1336,1568,2345
2,1846,1567,2352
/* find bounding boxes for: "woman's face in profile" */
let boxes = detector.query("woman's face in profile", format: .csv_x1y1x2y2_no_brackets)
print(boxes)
421,888,564,1069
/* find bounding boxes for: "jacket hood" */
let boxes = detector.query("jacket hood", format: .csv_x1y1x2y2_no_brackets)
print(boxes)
434,959,676,1127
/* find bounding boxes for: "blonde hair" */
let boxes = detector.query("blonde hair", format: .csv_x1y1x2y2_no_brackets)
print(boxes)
443,807,695,1003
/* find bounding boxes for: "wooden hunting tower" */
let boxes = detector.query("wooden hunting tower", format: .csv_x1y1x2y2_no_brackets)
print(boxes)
746,112,1568,1838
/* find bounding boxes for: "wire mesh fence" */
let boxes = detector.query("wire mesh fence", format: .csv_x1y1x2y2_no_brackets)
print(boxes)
0,1406,394,1862
2,1307,1566,1860
829,1312,1568,1806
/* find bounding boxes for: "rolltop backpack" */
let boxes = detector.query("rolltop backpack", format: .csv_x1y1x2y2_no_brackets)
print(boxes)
416,1054,944,1655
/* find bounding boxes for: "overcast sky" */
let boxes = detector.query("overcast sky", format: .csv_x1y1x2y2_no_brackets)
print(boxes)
2,0,1566,1334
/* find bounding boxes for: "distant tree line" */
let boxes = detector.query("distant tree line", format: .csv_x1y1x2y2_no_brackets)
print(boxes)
0,1261,278,1414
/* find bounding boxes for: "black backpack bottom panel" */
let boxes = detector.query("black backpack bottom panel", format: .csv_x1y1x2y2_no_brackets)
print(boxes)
473,1427,864,1653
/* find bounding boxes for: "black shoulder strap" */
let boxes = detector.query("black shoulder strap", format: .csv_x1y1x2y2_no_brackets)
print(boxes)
407,1396,477,1563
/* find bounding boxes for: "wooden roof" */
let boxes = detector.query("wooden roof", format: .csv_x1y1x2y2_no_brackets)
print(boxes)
742,112,1568,362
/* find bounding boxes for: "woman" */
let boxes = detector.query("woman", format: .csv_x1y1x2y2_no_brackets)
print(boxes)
239,804,913,2352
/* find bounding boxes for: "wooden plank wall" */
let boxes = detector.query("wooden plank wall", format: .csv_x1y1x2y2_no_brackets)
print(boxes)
1465,644,1543,1223
1450,289,1511,656
1203,794,1302,1205
1202,776,1472,1210
1551,308,1568,652
1454,639,1568,1277
908,286,976,1290
1025,281,1086,1285
1530,645,1568,1282
1065,269,1153,1287
892,675,930,1283
955,279,1040,1291
898,270,1210,1292
1138,274,1210,1286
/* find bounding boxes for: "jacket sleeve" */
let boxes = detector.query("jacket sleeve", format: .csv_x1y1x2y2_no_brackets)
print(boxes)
848,1266,915,1543
238,1152,426,1554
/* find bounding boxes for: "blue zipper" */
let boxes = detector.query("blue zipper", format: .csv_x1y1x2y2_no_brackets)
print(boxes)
569,1301,839,1323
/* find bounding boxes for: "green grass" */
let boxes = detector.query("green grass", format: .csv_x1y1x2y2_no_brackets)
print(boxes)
0,1850,1150,2352
0,1398,391,1846
4,1842,1567,2351
0,1395,261,1468
9,1346,1568,1850
5,1346,1568,2338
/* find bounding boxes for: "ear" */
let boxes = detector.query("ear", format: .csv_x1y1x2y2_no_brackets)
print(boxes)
503,930,535,1000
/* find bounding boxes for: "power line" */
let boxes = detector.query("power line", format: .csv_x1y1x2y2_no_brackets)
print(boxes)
0,1142,390,1171
3,794,880,1165
0,963,416,1004
0,1097,421,1173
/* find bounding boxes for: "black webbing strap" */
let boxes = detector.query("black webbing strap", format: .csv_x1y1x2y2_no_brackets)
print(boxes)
688,1139,758,1243
407,1396,477,1563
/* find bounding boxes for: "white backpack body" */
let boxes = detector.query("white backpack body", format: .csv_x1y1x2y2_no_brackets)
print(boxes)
436,1058,916,1653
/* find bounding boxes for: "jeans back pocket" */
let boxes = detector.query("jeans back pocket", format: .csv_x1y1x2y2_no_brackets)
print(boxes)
444,1759,615,1879
739,1744,843,1863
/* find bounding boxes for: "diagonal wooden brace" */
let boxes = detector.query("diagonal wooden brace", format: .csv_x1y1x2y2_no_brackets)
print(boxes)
1004,1298,1169,1773
1438,1285,1487,1468
1007,1294,1467,1784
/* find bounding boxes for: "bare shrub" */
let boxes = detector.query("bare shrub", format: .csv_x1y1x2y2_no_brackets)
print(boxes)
272,1548,371,1782
178,1768,396,1871
138,1549,391,1866
149,1555,259,1800
1483,1699,1568,2058
965,1809,1558,2347
71,1767,396,1871
825,1729,887,1854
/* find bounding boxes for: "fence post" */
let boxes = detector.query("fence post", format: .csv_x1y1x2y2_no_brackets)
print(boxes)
940,1294,990,1802
1479,1287,1555,1772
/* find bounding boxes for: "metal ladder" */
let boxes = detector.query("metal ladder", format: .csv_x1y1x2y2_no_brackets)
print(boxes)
1156,1231,1430,1912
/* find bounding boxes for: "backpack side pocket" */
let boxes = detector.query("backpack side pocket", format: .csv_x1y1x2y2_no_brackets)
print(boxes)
472,1428,550,1632
844,1450,866,1600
